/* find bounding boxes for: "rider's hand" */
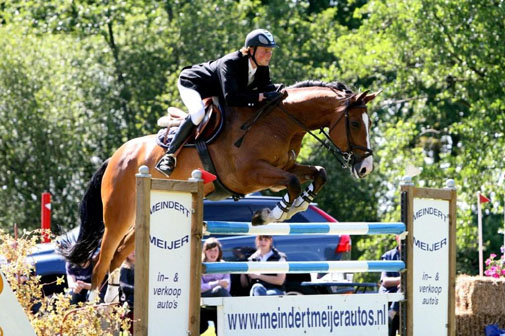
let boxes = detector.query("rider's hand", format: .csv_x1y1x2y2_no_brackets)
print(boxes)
263,91,282,101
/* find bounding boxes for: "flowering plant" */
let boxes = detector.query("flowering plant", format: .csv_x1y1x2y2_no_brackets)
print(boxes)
484,246,505,278
0,229,131,335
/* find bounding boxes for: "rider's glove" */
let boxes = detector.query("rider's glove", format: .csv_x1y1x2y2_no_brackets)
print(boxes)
263,91,283,101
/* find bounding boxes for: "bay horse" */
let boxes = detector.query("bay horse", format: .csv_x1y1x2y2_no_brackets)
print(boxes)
59,81,379,295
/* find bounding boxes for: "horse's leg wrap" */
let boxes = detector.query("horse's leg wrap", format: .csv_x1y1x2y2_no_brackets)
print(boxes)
267,194,292,223
286,183,317,220
104,268,121,303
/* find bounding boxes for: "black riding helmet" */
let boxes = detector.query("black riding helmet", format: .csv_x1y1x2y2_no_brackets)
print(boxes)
244,29,278,66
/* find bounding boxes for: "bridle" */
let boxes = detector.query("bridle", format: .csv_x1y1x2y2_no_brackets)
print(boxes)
276,95,373,169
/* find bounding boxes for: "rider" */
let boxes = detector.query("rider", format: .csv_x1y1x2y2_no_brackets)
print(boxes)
156,28,282,176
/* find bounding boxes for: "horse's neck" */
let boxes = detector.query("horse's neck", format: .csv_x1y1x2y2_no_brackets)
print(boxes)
283,90,337,130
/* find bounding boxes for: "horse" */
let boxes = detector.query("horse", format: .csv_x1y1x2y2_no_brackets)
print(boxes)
59,80,379,296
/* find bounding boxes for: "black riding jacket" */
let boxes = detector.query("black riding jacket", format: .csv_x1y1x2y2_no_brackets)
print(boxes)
178,50,275,108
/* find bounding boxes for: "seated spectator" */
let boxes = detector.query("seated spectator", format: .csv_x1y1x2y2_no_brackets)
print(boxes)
119,250,135,335
379,235,401,336
119,250,135,307
240,235,286,296
201,237,231,297
66,258,93,305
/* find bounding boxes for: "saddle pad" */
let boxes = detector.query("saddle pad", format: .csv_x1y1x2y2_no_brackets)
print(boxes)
156,127,177,149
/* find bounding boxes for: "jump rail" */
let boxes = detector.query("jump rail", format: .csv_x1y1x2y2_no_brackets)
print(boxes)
204,221,406,235
203,260,405,274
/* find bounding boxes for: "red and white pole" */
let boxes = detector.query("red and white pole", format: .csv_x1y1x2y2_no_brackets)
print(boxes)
41,192,51,243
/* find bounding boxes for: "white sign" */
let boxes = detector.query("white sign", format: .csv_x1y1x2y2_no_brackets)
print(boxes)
148,190,192,335
412,198,449,335
217,294,388,335
0,272,36,336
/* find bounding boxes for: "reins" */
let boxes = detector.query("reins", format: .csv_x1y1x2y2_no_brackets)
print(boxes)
274,94,373,169
234,91,288,148
234,88,373,169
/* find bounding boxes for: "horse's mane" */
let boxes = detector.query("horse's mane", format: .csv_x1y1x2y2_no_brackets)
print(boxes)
288,80,354,95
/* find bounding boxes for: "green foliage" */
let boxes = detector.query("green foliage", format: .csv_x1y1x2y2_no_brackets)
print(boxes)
0,26,118,232
331,0,505,275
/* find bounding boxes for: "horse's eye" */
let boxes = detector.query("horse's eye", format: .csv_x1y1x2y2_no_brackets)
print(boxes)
351,121,360,128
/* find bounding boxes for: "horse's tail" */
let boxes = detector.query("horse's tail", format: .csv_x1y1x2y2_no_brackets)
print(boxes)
58,159,109,265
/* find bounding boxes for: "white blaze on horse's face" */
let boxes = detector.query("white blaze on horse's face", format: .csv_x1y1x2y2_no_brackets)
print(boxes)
352,113,373,178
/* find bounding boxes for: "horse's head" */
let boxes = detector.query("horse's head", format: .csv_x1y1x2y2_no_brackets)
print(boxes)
329,90,379,178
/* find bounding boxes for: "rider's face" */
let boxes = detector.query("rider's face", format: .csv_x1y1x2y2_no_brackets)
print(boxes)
254,47,273,66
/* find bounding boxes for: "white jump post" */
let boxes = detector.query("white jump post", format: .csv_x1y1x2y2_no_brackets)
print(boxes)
401,177,457,336
134,169,456,336
134,167,204,336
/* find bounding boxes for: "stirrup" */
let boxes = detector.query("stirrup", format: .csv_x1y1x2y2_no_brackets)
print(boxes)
155,154,176,177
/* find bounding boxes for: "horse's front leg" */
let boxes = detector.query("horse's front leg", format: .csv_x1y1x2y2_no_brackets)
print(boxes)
249,163,302,225
285,165,327,220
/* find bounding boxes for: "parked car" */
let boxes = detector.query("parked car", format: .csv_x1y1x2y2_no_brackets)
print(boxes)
28,196,351,296
202,196,351,295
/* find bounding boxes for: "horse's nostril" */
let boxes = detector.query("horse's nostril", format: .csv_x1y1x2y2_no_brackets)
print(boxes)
360,167,367,175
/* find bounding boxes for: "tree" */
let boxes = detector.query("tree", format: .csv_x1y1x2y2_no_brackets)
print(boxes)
326,0,505,275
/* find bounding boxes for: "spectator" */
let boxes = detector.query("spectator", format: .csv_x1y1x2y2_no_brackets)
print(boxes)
119,250,135,307
379,235,401,336
119,250,135,335
240,235,286,296
200,238,230,334
66,259,93,305
201,237,230,297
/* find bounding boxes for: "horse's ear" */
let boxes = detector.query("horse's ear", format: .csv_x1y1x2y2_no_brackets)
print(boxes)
355,90,370,103
363,89,382,104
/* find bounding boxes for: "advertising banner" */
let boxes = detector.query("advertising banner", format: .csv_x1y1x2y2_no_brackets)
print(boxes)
218,293,389,336
412,198,449,335
148,190,193,335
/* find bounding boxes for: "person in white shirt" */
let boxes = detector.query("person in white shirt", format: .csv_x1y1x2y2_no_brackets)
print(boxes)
240,235,286,296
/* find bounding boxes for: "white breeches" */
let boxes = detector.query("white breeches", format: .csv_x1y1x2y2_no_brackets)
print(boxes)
177,81,206,125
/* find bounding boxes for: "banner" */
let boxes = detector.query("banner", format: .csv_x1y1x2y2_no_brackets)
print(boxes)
412,198,450,335
148,190,193,335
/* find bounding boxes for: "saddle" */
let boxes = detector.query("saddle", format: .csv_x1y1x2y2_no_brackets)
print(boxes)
156,98,223,149
156,98,241,200
155,92,287,201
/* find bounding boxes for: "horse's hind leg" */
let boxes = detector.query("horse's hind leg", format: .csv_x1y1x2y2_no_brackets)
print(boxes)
88,227,123,301
90,202,134,299
109,227,135,271
102,228,135,303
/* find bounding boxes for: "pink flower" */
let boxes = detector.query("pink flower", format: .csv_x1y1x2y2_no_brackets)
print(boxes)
484,251,505,278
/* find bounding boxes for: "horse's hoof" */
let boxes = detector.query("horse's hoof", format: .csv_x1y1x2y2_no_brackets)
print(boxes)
252,209,269,226
251,212,265,226
88,289,100,303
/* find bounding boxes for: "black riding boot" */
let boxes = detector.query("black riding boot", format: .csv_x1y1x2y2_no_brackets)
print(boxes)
155,115,196,177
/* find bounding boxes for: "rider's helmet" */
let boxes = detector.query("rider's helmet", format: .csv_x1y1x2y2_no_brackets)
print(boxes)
244,29,278,49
